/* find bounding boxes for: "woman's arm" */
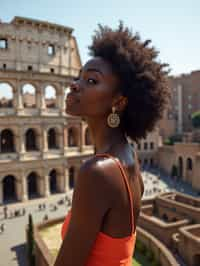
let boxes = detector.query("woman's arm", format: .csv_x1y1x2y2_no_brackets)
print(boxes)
54,158,114,266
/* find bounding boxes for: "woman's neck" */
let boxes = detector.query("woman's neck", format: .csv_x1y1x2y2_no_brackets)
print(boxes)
86,117,127,155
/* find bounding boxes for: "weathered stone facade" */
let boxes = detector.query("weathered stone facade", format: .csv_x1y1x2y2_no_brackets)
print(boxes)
158,143,200,191
0,17,94,204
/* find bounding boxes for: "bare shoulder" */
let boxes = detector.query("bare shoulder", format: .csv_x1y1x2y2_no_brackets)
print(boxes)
74,156,117,208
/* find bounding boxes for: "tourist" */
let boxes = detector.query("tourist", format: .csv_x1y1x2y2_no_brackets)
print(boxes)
0,223,5,232
54,22,170,266
3,206,8,219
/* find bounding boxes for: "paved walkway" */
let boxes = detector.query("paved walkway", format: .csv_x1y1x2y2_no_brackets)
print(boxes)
0,192,73,266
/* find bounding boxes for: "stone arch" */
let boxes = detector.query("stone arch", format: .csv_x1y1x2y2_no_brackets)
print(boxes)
48,128,58,149
0,82,14,108
25,128,38,151
85,127,92,145
2,175,17,202
178,156,183,178
44,85,57,108
69,166,75,189
68,127,78,147
193,254,200,266
0,129,15,152
22,83,36,108
49,169,58,193
27,171,40,198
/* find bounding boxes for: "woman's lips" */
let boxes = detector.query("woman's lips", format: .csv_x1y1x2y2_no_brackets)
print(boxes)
66,94,79,105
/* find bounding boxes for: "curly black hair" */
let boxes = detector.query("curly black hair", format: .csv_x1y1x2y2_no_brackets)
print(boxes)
88,21,171,142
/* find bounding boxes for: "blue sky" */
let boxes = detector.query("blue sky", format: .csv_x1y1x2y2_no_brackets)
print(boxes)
0,0,200,76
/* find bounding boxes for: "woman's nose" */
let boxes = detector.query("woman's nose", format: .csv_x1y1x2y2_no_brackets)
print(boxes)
70,79,80,92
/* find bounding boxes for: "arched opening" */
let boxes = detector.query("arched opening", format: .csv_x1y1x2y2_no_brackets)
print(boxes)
178,156,183,178
68,128,78,147
49,169,57,193
48,128,57,149
0,129,15,152
0,83,13,108
144,158,148,166
187,158,193,170
69,167,75,189
162,213,169,222
85,127,92,145
45,85,56,108
2,175,17,202
27,172,39,198
193,254,200,266
150,158,154,167
25,129,37,151
22,84,36,108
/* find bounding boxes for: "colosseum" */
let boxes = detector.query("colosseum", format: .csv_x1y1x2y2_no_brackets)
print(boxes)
0,16,94,204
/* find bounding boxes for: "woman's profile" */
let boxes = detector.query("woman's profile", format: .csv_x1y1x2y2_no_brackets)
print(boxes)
54,21,170,266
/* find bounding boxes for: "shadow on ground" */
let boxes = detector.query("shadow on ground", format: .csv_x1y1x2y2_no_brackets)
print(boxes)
11,243,28,266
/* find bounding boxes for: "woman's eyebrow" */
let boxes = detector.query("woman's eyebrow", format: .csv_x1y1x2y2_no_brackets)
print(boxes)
79,68,103,76
87,68,104,76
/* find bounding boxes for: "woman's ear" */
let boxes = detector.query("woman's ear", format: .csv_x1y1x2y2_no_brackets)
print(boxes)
114,95,128,112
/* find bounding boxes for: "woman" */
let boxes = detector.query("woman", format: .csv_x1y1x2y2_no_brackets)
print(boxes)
54,22,170,266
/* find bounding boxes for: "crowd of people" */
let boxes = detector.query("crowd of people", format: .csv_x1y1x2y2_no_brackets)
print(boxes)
0,194,72,234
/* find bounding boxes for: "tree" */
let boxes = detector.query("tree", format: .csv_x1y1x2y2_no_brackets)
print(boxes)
191,111,200,128
27,214,35,266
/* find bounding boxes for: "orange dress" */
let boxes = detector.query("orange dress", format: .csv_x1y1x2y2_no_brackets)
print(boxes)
61,153,137,266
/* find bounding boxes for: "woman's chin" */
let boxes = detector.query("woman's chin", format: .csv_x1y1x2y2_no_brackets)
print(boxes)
65,107,81,117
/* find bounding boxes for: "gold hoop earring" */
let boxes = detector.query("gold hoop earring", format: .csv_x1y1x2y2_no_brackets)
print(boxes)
107,106,120,128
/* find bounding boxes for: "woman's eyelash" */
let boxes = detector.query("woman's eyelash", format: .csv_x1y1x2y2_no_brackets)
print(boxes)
87,78,97,84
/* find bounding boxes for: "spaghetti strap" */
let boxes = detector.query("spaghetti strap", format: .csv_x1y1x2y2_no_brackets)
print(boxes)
95,153,135,235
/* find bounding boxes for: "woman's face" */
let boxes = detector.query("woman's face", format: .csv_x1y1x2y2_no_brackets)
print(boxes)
66,57,121,119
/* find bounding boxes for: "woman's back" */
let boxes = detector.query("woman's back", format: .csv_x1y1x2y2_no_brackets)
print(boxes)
61,150,143,265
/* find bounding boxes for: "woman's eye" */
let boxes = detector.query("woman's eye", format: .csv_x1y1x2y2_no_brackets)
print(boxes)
87,78,97,84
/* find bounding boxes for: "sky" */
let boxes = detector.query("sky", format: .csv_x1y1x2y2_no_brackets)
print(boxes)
0,0,200,77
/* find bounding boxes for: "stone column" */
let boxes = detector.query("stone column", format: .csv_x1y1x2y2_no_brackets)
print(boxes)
42,127,48,158
59,85,66,116
56,90,60,109
61,168,69,193
63,125,68,155
16,83,23,113
39,86,46,114
19,127,26,160
12,87,18,109
21,174,28,201
36,88,41,110
44,173,50,197
59,128,64,154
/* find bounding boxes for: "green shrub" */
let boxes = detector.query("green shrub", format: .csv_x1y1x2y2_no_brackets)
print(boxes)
191,111,200,128
151,258,161,266
145,250,154,261
27,214,35,266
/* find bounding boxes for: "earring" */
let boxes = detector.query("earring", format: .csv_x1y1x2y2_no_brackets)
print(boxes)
107,106,120,128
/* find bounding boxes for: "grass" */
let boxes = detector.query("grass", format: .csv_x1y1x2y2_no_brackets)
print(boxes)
39,222,154,265
132,249,151,266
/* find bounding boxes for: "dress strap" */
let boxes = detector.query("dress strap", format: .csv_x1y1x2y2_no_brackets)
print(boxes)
94,153,135,235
